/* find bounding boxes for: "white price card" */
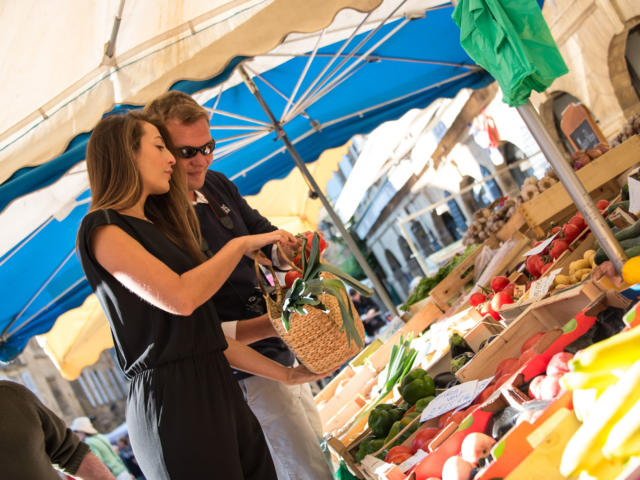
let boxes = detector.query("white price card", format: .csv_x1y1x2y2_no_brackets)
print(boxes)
522,232,558,257
398,449,429,472
420,380,478,422
529,268,562,299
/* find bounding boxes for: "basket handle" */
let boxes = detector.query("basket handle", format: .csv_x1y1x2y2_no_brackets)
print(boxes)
254,253,281,296
276,242,303,274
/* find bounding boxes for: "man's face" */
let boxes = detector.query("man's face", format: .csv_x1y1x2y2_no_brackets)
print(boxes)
164,117,213,192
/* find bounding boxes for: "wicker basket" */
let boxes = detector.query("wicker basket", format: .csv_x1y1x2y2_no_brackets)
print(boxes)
255,255,365,374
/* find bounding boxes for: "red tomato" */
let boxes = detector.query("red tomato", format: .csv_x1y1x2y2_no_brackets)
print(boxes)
412,427,441,453
469,292,487,307
473,384,497,405
597,199,610,211
491,291,513,312
518,347,537,367
526,254,544,278
493,373,514,388
521,331,546,353
550,239,569,260
284,271,302,288
385,445,414,464
494,357,519,378
540,262,553,275
502,283,516,298
551,226,562,235
490,276,510,292
568,215,587,232
562,223,581,244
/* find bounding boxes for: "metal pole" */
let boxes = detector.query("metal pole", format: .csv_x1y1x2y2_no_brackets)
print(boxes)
238,66,400,317
517,100,627,272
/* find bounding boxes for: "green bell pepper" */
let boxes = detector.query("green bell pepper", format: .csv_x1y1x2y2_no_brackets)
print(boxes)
414,395,435,413
368,404,404,438
399,368,436,405
354,437,385,463
384,412,420,446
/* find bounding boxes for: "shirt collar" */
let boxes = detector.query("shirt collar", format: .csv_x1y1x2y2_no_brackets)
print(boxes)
193,190,208,205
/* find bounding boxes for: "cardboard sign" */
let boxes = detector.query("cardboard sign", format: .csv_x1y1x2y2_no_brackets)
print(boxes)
529,268,562,299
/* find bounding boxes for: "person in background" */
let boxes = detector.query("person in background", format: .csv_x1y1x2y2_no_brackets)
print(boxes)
0,380,115,480
70,417,132,480
116,436,144,480
144,91,335,480
349,288,387,339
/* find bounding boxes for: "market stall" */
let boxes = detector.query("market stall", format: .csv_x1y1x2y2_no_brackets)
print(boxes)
313,131,640,479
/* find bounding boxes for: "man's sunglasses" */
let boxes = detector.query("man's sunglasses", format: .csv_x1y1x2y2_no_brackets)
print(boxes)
177,139,216,159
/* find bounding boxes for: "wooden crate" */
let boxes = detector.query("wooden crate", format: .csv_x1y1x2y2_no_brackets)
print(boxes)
497,210,527,242
519,136,640,238
455,281,603,382
429,236,500,311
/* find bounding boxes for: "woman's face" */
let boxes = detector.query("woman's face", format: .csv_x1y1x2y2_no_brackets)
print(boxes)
135,122,176,196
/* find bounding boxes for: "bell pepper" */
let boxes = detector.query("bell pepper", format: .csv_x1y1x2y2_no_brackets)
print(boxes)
354,436,385,463
414,395,435,414
368,404,404,438
384,412,420,446
400,368,436,405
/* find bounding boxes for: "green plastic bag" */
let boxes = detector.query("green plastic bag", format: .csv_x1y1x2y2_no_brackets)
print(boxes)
453,0,568,106
334,460,359,480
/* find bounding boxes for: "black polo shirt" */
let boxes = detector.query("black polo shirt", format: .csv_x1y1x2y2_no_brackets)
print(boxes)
195,170,294,379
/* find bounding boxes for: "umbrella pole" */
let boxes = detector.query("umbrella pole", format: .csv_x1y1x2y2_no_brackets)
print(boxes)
516,100,627,273
239,66,400,318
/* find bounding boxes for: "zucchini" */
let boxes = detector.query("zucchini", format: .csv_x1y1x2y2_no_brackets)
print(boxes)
615,220,640,242
607,200,630,215
594,238,640,265
622,183,629,201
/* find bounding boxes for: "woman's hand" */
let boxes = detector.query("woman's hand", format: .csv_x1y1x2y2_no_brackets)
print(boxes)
283,364,335,386
240,230,293,264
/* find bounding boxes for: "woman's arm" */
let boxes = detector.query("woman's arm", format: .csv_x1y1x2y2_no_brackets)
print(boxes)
233,314,277,344
223,337,327,385
90,225,287,315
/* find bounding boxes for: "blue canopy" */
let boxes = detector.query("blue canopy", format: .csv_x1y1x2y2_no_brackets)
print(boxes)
0,4,496,360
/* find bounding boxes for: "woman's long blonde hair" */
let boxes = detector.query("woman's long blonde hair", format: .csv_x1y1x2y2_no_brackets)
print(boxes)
86,112,205,262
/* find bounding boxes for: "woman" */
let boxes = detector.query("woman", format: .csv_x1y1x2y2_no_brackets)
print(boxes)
77,112,321,479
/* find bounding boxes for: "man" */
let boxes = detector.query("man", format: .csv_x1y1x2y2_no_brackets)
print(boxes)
349,288,387,339
0,380,115,480
70,417,131,480
144,91,333,480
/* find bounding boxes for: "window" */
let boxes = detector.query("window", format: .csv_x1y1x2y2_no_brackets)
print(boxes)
552,93,582,153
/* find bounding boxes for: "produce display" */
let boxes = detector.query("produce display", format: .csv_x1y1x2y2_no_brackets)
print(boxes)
610,113,640,147
315,138,640,480
401,246,479,311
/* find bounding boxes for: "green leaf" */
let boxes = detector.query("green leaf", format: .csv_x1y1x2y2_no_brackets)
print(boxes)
317,262,374,296
303,233,321,282
281,310,291,331
300,237,308,272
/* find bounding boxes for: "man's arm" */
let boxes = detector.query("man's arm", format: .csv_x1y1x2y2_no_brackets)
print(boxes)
72,452,117,479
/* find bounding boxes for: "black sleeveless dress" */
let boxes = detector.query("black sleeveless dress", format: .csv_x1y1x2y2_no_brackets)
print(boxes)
77,209,277,480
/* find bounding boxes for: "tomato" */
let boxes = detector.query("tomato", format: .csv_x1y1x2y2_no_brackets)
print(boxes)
526,254,544,278
596,199,610,211
491,291,513,312
385,445,414,464
473,384,497,405
502,283,516,298
551,226,562,235
469,292,487,307
521,331,546,353
562,223,581,244
518,347,537,367
490,276,510,293
568,215,587,232
284,271,302,288
412,427,441,453
550,239,569,260
493,373,514,388
494,357,519,378
540,262,553,275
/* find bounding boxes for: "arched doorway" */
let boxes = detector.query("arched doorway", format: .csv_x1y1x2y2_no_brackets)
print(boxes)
443,191,467,240
499,141,533,188
398,237,423,278
385,249,409,293
626,24,640,101
479,166,502,202
410,220,437,256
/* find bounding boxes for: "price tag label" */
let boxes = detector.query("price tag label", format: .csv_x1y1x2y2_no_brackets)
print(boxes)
523,233,558,257
529,268,562,299
398,449,429,472
420,381,478,422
